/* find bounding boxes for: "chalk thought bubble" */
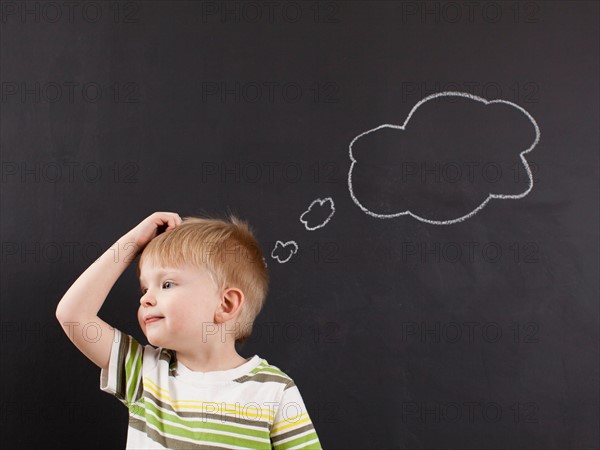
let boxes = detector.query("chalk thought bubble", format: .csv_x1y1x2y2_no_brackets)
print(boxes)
300,197,335,231
271,240,298,263
347,91,540,225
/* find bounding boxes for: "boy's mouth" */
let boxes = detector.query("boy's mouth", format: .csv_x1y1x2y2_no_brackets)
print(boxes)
145,316,164,324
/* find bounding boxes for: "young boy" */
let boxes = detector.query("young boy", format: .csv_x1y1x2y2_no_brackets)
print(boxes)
56,211,322,449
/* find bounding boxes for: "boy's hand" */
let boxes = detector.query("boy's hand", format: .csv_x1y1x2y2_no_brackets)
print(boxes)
126,212,182,252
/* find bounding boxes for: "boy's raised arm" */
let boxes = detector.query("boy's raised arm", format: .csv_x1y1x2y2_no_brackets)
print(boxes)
55,212,182,370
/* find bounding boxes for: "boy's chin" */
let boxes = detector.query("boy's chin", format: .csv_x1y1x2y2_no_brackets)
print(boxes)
147,336,164,347
143,330,161,346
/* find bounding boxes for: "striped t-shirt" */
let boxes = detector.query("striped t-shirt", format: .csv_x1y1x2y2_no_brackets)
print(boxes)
100,328,322,449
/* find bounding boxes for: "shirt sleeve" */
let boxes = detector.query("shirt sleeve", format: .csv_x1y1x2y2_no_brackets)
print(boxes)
270,380,322,449
99,328,145,413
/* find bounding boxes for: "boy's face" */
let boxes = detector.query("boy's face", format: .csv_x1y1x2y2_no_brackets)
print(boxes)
137,261,222,350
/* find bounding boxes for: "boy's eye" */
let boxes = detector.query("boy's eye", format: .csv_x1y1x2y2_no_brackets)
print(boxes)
140,281,174,295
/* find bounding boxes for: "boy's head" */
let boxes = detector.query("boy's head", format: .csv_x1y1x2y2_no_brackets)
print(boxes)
136,213,269,346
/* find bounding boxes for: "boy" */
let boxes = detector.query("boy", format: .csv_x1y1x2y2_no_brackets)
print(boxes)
56,211,322,449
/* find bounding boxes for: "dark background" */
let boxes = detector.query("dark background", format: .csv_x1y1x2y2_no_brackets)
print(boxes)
1,1,598,449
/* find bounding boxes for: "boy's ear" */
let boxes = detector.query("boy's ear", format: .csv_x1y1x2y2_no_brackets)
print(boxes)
214,288,244,323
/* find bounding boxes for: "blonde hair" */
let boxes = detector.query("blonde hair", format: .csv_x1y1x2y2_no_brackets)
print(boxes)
137,212,269,345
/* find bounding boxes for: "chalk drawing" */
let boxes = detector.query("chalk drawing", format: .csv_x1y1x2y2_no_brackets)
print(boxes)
271,240,299,263
270,198,335,264
347,91,541,225
300,197,336,231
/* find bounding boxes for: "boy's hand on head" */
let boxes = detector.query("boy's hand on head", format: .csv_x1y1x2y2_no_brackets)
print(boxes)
127,212,182,252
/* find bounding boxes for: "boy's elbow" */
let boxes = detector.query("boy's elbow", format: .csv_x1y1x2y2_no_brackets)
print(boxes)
55,303,63,320
55,301,73,321
55,300,66,319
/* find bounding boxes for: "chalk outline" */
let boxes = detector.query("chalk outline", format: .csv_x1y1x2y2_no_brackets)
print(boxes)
347,91,541,225
300,197,336,230
270,240,299,263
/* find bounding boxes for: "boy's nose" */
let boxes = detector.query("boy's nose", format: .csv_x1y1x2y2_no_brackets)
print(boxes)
140,294,156,306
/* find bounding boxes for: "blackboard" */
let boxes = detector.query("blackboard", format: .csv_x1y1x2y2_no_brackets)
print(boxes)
1,1,598,449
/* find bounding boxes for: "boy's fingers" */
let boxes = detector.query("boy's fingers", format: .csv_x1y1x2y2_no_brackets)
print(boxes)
166,215,181,230
172,213,182,226
148,212,180,232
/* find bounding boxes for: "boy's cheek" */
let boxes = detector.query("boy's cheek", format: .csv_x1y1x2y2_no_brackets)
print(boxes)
137,309,146,333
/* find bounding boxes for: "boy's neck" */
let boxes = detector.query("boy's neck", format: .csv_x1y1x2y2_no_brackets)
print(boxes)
175,345,248,373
